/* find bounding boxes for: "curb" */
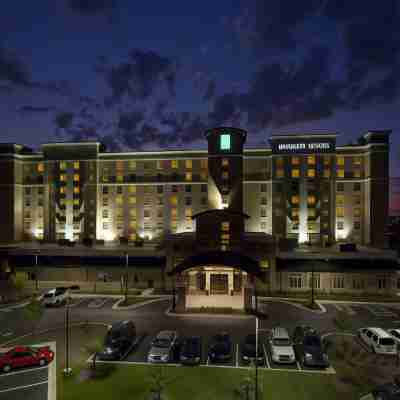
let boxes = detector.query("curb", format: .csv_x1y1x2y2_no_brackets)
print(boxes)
165,308,255,319
112,297,169,310
261,297,400,305
260,298,326,314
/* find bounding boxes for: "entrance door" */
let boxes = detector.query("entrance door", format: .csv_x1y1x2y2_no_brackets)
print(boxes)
210,274,228,294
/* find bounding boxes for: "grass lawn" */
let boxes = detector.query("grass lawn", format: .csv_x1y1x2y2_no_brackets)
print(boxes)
58,364,343,400
118,296,162,306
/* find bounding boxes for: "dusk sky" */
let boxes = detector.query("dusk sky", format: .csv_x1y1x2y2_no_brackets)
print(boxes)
1,1,399,210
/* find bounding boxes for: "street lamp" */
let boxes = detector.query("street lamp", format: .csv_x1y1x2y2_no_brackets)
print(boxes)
64,285,80,376
255,316,259,400
124,252,129,302
34,251,39,292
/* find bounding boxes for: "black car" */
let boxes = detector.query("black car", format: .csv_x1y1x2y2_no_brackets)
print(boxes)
180,336,202,365
241,334,264,365
360,376,400,400
98,320,136,361
208,333,232,363
292,326,329,368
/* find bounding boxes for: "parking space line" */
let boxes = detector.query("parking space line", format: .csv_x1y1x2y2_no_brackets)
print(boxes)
262,344,270,369
236,344,239,367
332,303,343,312
0,380,48,393
0,365,48,378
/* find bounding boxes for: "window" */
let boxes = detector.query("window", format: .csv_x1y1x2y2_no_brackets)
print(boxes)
201,197,207,205
309,274,320,289
103,198,109,206
185,208,192,220
276,169,284,178
144,186,153,194
60,161,67,170
308,222,316,231
261,222,267,230
354,207,361,217
307,155,316,165
60,174,66,182
103,222,109,230
171,208,178,219
200,170,208,180
60,187,66,194
220,134,231,151
201,184,207,193
171,160,178,169
378,278,386,289
157,209,163,218
185,197,192,206
157,197,163,205
291,195,299,204
352,278,364,290
291,169,300,178
337,221,344,230
73,174,80,182
354,182,361,191
185,172,192,181
354,221,361,230
128,161,136,170
37,163,44,173
156,186,163,194
74,187,80,194
291,157,300,165
353,156,361,165
172,185,178,193
116,196,123,205
129,209,136,217
73,161,80,169
185,160,192,169
307,169,316,178
156,160,162,170
307,195,316,205
261,197,267,205
323,169,331,178
222,171,229,179
222,195,228,205
170,196,178,206
323,156,331,165
200,159,208,169
102,210,109,218
116,174,124,183
144,197,152,206
260,208,267,218
222,158,229,167
337,169,344,178
276,157,284,167
184,185,191,193
144,210,151,218
337,183,344,192
337,156,345,166
336,195,344,205
332,276,345,289
289,275,302,288
353,169,361,178
129,196,136,204
25,187,31,195
336,207,344,218
292,209,299,219
308,208,316,218
73,198,80,205
221,222,230,232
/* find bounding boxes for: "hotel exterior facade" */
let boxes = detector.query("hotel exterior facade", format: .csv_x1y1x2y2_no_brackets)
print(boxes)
0,128,398,308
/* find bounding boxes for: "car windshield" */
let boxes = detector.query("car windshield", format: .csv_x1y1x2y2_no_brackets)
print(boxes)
184,339,199,352
152,339,171,348
273,338,291,346
380,338,395,346
304,336,321,347
43,293,54,298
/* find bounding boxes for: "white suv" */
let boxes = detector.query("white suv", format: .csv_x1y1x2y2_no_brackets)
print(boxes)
269,327,296,364
42,287,69,307
358,327,397,355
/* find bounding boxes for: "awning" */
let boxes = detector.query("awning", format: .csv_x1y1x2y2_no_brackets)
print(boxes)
167,250,266,281
276,258,400,273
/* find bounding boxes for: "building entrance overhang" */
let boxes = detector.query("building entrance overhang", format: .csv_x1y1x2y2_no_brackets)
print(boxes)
167,250,266,282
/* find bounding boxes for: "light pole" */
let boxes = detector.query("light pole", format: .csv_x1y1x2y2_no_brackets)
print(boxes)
34,251,39,292
255,316,259,400
311,264,315,306
124,252,129,302
64,285,80,376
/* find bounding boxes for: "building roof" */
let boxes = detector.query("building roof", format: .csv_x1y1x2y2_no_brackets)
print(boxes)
167,250,266,281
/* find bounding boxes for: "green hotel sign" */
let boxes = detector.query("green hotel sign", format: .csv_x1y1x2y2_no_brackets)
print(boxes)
220,134,231,151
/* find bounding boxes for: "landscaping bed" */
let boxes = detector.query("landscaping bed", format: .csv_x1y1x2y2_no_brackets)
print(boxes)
182,307,247,315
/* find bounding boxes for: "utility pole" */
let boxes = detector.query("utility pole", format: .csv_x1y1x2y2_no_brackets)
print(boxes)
124,252,129,302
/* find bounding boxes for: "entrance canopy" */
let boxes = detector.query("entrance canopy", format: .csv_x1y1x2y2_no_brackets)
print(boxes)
167,250,266,281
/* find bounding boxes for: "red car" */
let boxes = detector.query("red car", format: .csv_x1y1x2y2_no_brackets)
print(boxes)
0,346,54,373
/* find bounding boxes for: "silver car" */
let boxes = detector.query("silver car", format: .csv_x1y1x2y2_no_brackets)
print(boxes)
148,331,178,363
42,287,69,307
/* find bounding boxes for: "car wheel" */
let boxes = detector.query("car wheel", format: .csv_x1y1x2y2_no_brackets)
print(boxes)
39,359,47,367
2,365,11,373
375,393,385,400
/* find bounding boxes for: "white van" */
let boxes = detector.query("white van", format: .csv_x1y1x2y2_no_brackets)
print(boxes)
358,327,397,355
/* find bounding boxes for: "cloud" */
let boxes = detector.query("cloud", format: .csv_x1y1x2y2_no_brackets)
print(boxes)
54,112,74,130
99,49,178,105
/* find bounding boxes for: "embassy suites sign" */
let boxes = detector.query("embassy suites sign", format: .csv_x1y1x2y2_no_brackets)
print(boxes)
271,138,336,154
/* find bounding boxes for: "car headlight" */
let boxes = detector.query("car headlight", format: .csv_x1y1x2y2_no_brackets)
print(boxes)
305,353,313,359
105,348,113,354
161,355,168,361
243,355,249,360
181,356,187,361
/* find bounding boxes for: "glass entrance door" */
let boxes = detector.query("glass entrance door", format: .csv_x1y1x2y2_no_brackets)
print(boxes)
210,274,228,294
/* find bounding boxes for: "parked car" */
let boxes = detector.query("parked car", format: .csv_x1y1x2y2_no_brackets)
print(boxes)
241,334,264,365
293,326,329,368
269,327,296,364
387,329,400,347
41,287,69,307
0,346,54,373
148,331,178,363
179,336,202,365
358,327,397,355
208,332,232,363
359,376,400,400
98,320,136,361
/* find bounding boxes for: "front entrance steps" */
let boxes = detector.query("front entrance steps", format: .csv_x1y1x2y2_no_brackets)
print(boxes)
186,294,244,309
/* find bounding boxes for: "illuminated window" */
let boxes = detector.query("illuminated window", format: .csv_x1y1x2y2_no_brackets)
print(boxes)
337,182,344,192
60,187,66,194
353,195,361,205
171,160,178,169
116,160,124,170
260,184,267,192
292,209,299,219
116,208,123,217
276,169,284,178
354,182,361,191
156,160,162,170
291,169,300,178
336,207,344,217
117,174,124,183
307,155,316,165
200,171,208,180
221,245,227,251
220,134,231,151
60,161,67,170
222,171,229,179
276,157,284,167
307,169,316,178
323,169,331,178
73,187,80,194
221,222,230,232
222,195,228,205
353,169,361,178
291,157,300,165
260,208,267,217
222,159,229,167
185,160,192,169
323,156,331,166
353,157,361,165
337,221,344,230
129,196,136,204
185,208,192,222
308,222,316,231
291,195,299,204
37,163,44,173
354,207,361,217
307,195,316,205
129,233,137,240
200,159,208,169
129,186,136,193
103,174,109,182
116,196,123,205
60,174,66,181
221,233,230,240
73,161,80,169
354,221,361,230
170,196,178,206
144,210,151,218
337,169,344,178
185,172,192,181
336,195,344,205
73,174,80,182
129,161,136,170
337,156,345,166
73,198,80,205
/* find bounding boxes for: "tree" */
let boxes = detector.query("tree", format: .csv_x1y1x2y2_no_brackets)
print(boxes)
148,366,168,400
234,361,262,400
